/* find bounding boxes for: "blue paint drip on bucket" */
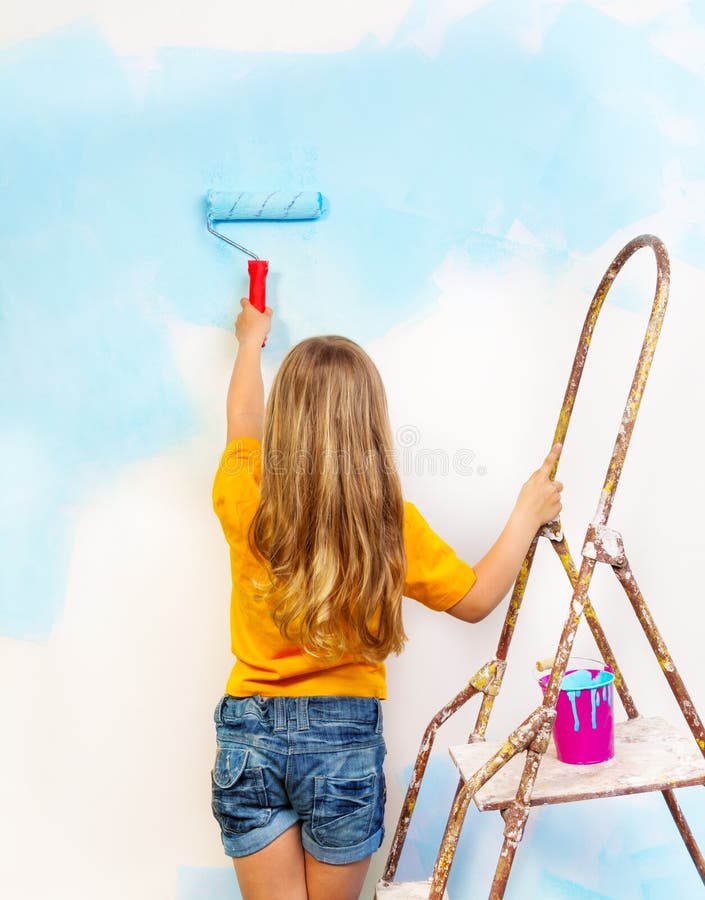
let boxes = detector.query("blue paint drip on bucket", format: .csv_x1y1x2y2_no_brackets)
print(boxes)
538,659,615,765
561,668,613,731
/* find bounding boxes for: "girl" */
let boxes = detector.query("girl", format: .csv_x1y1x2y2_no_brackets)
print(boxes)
210,298,563,900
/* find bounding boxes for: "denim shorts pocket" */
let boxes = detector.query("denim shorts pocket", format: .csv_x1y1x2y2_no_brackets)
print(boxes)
311,772,377,848
211,747,271,835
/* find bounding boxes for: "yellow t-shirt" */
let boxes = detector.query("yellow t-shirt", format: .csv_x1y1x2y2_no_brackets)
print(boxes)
212,436,477,699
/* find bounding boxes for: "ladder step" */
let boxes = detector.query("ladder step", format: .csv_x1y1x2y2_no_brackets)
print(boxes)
376,880,450,899
449,716,705,811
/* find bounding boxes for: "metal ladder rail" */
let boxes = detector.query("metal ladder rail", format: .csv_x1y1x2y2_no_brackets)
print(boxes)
383,234,661,886
383,235,704,898
427,235,705,899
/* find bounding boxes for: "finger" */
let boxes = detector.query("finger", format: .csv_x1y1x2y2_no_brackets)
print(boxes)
542,442,562,469
240,297,250,307
553,481,563,491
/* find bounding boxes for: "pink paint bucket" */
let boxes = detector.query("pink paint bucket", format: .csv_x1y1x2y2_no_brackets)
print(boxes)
537,657,615,765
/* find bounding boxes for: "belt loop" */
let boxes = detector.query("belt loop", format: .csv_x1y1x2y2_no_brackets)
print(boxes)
274,696,286,731
375,698,384,734
296,696,310,731
214,694,225,726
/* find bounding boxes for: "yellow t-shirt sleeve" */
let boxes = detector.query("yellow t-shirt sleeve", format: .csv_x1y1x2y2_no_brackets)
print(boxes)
212,436,262,545
403,501,477,612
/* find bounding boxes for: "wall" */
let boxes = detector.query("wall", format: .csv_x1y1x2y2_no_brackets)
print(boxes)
2,1,704,897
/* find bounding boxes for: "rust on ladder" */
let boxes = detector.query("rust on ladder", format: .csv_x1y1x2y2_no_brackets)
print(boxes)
613,559,705,753
382,659,506,881
381,235,705,899
427,709,554,900
546,530,639,718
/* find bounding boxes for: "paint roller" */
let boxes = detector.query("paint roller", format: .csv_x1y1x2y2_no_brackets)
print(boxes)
206,191,325,345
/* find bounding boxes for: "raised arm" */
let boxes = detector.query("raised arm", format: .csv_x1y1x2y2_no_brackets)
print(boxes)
446,442,563,623
226,298,273,443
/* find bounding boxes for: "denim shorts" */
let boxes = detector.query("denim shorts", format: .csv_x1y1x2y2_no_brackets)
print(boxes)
210,694,386,864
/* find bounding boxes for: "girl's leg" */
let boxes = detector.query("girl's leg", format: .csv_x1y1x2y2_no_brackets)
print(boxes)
232,822,308,900
304,851,372,900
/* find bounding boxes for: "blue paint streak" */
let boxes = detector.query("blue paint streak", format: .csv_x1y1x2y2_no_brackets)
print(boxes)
568,688,582,732
504,792,705,899
398,766,705,898
536,870,612,899
176,865,241,900
2,4,705,637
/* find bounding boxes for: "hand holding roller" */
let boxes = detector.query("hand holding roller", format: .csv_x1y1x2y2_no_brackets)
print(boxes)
206,190,325,348
247,260,269,346
247,260,269,312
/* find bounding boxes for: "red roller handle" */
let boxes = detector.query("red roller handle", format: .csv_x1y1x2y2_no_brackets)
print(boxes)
247,259,269,348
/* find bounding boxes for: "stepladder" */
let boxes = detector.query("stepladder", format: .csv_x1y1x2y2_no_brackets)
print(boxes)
377,235,705,900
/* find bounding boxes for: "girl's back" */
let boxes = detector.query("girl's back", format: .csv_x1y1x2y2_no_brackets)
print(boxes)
209,300,562,899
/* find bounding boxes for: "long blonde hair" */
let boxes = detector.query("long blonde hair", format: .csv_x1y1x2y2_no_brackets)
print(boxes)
247,335,407,663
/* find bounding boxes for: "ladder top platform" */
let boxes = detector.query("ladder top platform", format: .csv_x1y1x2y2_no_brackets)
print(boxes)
449,716,705,811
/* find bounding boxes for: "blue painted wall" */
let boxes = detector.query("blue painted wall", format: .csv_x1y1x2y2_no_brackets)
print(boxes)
3,3,704,897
